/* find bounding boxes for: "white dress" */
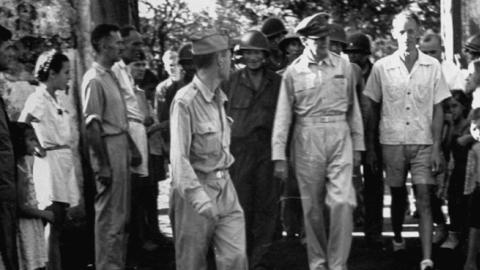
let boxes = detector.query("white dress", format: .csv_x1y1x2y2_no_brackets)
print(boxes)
16,156,48,270
19,85,80,209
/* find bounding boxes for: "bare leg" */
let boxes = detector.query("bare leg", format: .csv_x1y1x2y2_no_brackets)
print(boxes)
464,228,480,270
415,184,433,261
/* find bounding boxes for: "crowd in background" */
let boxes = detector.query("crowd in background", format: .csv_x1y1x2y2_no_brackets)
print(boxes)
2,5,480,270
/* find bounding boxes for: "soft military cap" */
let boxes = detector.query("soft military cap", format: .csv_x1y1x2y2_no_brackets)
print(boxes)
192,30,229,55
295,12,330,39
0,25,12,42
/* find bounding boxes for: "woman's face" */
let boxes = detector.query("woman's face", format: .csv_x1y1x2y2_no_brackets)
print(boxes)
51,61,70,90
447,98,466,122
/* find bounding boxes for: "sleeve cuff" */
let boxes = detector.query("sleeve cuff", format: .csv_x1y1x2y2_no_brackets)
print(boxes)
185,186,211,211
272,148,287,161
85,114,102,126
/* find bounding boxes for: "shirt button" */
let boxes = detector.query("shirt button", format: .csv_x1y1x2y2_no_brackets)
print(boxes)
406,122,410,125
407,92,411,95
406,107,410,110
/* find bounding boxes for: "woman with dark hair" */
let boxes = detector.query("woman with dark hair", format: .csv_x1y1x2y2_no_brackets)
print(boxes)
438,90,472,250
18,50,80,270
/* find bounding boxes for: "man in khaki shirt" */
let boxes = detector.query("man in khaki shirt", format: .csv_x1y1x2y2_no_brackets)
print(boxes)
169,31,247,270
272,13,364,270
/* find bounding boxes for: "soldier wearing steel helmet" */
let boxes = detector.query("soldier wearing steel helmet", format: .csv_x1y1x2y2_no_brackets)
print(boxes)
261,17,288,71
272,13,364,270
222,29,282,269
345,31,386,249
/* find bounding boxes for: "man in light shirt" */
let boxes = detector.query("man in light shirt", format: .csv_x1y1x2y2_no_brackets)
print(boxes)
111,25,151,265
363,10,450,270
420,33,466,92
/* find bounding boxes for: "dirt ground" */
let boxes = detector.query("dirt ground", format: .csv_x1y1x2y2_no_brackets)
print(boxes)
61,179,469,270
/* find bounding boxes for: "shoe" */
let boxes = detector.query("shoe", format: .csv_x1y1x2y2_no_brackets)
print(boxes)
420,259,434,270
392,239,406,252
440,232,459,249
432,225,447,244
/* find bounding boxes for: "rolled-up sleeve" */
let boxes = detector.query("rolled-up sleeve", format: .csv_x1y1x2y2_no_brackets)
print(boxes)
346,64,365,151
170,99,210,209
82,79,104,126
272,70,295,161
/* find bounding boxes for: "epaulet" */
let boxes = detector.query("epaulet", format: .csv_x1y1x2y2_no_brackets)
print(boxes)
173,82,198,105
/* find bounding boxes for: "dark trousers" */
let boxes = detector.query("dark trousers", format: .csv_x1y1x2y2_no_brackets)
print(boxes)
0,201,18,270
128,174,151,263
281,165,303,237
47,201,68,270
229,144,280,269
362,148,384,240
448,171,469,234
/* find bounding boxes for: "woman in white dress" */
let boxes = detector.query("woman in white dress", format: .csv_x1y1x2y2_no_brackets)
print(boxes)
19,50,80,270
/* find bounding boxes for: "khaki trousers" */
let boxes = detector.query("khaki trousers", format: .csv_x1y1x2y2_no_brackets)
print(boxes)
292,120,356,270
94,134,131,270
172,173,248,270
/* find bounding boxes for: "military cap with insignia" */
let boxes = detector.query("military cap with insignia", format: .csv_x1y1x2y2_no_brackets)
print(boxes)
295,12,330,39
191,29,230,55
0,25,12,43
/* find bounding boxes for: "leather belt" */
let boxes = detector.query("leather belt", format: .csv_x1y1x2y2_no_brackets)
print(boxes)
43,145,70,151
128,118,143,124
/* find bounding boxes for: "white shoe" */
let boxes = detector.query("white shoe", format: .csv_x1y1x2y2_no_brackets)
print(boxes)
392,239,406,252
420,259,434,270
440,232,459,249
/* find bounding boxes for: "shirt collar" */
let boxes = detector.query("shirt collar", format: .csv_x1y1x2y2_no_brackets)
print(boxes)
388,49,432,69
193,75,227,103
92,61,111,75
297,51,336,72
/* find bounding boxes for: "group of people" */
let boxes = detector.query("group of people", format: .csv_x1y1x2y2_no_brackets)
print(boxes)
1,6,480,270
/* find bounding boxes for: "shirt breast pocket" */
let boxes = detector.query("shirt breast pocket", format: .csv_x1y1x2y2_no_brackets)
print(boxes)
414,84,432,104
193,121,220,155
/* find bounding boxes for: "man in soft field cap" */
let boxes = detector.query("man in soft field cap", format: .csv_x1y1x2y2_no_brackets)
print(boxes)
0,24,19,270
169,29,248,270
272,12,365,270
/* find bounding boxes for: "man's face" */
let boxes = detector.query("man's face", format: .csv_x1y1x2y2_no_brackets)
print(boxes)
419,39,442,62
392,17,419,53
329,40,345,55
129,60,147,81
243,49,265,70
0,40,12,71
122,30,144,62
285,40,303,63
104,31,123,63
302,35,329,60
269,33,285,51
347,51,369,66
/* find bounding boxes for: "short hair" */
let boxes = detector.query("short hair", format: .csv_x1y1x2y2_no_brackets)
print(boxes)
421,32,442,46
120,25,137,38
392,9,421,28
91,24,120,52
162,50,178,65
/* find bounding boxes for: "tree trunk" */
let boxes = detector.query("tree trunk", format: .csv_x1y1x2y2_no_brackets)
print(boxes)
91,0,139,27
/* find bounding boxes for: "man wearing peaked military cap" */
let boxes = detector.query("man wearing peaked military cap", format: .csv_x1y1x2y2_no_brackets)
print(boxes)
0,24,19,270
272,12,365,270
169,30,248,270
